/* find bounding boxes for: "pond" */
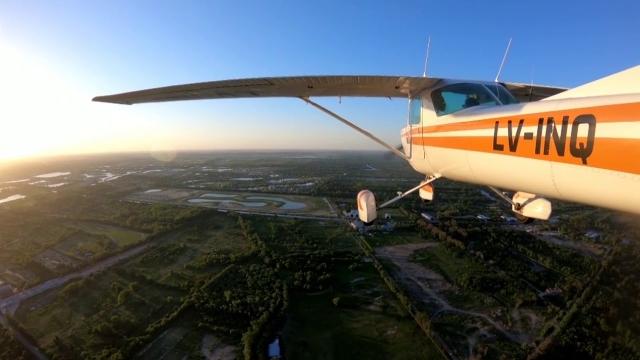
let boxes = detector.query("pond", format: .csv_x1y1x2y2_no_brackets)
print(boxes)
201,193,236,198
187,199,268,207
246,196,305,210
34,172,71,178
0,194,26,204
193,193,306,210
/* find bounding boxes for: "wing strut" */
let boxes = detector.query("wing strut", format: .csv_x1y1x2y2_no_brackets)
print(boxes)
300,97,409,161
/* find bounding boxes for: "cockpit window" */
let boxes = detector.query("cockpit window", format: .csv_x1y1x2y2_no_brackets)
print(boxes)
487,83,520,105
431,83,501,117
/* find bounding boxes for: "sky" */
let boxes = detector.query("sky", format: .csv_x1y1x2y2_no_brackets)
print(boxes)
1,0,640,160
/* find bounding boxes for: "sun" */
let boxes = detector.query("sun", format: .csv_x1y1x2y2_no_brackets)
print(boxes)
0,40,129,160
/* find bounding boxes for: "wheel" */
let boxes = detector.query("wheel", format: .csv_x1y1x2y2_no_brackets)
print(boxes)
515,213,534,224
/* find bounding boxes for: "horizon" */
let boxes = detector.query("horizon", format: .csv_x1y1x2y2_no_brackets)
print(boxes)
0,148,394,171
2,0,639,161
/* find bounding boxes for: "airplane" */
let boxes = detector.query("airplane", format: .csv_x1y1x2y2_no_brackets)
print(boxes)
92,60,640,226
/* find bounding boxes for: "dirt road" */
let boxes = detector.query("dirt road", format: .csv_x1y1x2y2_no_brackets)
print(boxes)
0,314,48,360
375,243,527,344
0,243,152,360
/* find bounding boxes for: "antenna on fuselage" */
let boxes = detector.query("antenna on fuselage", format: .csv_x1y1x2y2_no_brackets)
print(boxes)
494,37,512,82
423,36,431,77
529,65,535,102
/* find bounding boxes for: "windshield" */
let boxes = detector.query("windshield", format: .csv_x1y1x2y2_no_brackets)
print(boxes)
486,83,520,105
431,83,501,117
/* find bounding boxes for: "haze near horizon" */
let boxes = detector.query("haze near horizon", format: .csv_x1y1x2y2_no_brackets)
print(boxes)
1,0,639,161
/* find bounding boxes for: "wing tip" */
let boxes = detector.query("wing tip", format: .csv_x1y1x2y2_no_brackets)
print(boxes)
92,96,132,105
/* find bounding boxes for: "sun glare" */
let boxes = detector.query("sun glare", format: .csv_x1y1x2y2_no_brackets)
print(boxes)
0,41,170,161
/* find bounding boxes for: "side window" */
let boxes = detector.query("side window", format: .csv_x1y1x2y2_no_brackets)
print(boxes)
431,83,500,117
409,97,422,125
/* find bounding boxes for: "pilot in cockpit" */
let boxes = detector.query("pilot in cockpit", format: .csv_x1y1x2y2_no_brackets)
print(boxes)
463,95,480,109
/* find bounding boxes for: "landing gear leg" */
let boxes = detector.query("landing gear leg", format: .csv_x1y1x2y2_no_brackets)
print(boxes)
487,186,533,223
356,175,441,225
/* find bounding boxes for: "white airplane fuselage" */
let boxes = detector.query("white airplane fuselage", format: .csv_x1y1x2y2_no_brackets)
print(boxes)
401,91,640,216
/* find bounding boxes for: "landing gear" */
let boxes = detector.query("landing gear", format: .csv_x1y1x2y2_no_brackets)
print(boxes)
487,187,552,224
419,183,434,203
515,212,535,225
356,175,441,225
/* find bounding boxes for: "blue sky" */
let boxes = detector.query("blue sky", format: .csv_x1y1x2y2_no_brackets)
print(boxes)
1,0,639,159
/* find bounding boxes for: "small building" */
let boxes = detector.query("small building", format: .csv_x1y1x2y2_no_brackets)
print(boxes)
380,222,394,231
585,231,600,240
384,213,391,220
344,209,359,218
421,213,436,222
543,288,563,296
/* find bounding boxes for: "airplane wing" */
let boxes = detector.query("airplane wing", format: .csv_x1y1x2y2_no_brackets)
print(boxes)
501,82,569,102
92,76,441,105
92,75,568,105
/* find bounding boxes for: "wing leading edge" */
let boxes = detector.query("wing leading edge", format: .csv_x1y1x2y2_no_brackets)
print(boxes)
92,76,441,105
92,75,568,105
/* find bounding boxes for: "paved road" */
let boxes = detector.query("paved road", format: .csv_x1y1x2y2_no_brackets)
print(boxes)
228,210,341,222
0,314,48,360
0,244,151,360
0,244,150,312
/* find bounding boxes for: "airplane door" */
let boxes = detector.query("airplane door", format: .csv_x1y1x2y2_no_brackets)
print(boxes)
407,96,425,159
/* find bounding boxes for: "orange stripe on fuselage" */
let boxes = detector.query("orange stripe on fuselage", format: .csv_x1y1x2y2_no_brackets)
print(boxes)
408,101,640,175
413,136,640,175
408,102,640,136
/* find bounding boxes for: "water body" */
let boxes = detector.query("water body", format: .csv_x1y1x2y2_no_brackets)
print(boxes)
190,193,306,210
34,172,71,178
246,196,306,210
4,179,29,184
201,193,236,198
0,195,26,204
188,199,267,207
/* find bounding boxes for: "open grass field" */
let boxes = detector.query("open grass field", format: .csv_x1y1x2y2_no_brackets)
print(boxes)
283,261,445,360
119,213,247,285
71,221,147,247
14,268,188,350
241,214,445,359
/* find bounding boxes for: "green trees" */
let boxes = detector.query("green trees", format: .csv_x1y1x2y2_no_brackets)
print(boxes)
0,329,31,360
